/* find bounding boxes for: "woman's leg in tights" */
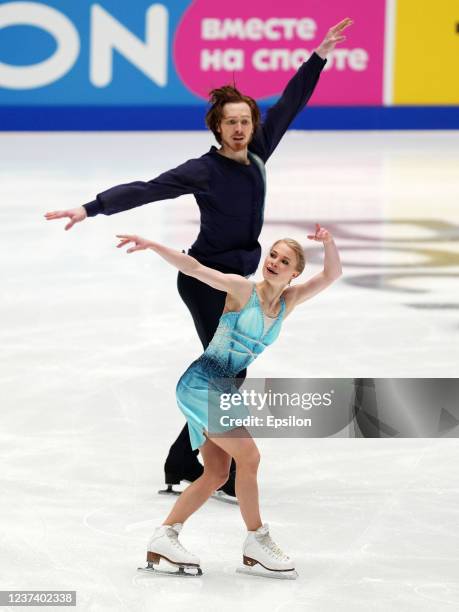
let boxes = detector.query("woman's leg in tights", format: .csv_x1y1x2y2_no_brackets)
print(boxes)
163,430,262,531
206,432,262,530
163,438,232,525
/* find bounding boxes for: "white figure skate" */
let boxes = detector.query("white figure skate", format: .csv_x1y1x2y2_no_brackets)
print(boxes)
137,523,202,577
236,523,298,580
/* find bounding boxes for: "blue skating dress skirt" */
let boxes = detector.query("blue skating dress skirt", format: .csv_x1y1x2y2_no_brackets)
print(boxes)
176,284,286,450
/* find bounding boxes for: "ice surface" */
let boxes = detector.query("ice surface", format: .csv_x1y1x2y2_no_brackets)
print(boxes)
1,131,458,611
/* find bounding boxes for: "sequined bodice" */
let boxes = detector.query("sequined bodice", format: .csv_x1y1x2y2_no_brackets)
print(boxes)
199,285,286,376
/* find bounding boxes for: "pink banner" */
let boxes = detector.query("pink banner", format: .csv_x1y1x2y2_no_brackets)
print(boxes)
173,0,385,105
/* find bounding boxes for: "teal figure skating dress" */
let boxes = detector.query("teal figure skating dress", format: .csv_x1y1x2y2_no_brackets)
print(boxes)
176,284,286,450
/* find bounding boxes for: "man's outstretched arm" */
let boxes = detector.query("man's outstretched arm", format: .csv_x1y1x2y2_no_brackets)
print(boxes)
44,157,210,229
251,17,353,162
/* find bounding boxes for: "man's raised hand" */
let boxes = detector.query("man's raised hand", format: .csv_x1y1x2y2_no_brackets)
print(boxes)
315,17,353,59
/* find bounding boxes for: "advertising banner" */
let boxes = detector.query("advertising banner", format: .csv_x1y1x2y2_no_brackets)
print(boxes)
173,0,385,105
393,0,459,104
0,0,385,106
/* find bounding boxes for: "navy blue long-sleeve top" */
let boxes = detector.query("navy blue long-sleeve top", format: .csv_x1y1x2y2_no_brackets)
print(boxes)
83,52,327,276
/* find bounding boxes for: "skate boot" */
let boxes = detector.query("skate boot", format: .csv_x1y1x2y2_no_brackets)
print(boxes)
138,523,202,577
236,523,298,580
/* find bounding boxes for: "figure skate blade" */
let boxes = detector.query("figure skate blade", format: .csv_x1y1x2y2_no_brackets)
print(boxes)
236,564,298,580
138,558,202,577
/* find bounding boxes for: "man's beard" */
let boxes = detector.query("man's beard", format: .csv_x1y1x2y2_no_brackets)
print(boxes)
223,134,252,151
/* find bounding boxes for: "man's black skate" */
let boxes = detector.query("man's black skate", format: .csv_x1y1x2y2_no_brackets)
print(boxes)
158,459,238,505
158,459,204,495
212,467,237,504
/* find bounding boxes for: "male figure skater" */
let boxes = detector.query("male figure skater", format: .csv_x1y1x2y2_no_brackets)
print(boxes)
45,18,353,501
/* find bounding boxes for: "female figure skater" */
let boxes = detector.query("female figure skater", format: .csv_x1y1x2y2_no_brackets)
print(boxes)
116,223,342,579
45,19,353,500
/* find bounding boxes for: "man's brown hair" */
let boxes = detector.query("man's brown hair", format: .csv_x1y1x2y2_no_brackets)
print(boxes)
205,85,261,144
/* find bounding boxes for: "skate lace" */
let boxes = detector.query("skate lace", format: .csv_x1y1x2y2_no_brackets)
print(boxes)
166,528,190,555
258,533,289,560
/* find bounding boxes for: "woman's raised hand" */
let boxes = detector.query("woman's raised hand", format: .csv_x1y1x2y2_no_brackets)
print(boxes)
307,223,333,244
116,234,153,253
44,206,87,231
316,17,353,58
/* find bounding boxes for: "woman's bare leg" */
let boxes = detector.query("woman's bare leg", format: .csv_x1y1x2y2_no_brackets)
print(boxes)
163,438,232,525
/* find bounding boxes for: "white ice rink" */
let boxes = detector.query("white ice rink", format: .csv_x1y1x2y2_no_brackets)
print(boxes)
1,131,459,611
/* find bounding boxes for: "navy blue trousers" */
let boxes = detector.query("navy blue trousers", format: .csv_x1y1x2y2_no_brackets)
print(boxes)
163,272,245,477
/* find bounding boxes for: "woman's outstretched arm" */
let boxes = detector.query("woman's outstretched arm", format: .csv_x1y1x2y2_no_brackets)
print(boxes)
115,234,251,298
287,224,342,307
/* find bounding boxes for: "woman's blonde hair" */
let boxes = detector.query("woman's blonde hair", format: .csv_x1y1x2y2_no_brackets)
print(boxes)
271,238,306,274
